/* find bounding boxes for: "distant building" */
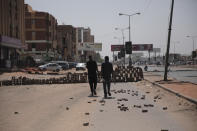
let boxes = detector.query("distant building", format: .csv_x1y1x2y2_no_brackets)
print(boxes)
83,28,94,43
0,0,25,68
77,27,95,62
24,4,58,63
57,25,78,61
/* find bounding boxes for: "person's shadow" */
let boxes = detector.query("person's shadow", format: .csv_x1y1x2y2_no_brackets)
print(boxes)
103,96,115,99
88,95,100,98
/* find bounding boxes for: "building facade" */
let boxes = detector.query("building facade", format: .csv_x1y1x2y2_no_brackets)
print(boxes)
83,28,94,43
77,27,95,62
0,0,25,68
25,4,58,63
57,25,78,61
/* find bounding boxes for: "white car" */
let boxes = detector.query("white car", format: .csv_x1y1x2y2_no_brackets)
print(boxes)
51,61,69,70
76,63,86,71
38,63,62,72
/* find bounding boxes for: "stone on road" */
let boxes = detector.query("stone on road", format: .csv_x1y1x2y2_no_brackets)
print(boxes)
0,81,197,131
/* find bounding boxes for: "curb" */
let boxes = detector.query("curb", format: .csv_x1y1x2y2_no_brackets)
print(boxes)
144,79,197,105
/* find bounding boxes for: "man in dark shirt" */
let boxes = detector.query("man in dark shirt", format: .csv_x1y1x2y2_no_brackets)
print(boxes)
101,56,113,98
86,56,98,96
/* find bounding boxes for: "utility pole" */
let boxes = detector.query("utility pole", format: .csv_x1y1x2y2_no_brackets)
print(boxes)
164,0,174,81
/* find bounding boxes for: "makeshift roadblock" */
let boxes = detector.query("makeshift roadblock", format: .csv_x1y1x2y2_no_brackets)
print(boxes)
0,66,143,86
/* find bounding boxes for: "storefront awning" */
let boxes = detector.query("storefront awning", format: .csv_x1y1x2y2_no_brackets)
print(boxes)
0,35,25,49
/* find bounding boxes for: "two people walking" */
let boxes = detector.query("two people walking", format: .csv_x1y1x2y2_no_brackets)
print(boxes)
86,56,113,98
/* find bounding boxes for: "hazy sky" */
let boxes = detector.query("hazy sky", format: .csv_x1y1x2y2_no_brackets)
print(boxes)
25,0,197,59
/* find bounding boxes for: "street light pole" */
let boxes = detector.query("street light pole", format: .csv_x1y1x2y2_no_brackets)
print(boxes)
129,16,131,41
186,35,197,51
186,35,197,64
114,36,122,63
115,27,127,66
119,12,140,66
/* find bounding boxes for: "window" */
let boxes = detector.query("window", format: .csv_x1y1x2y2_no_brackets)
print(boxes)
32,19,35,25
15,0,18,11
49,64,56,67
9,1,12,8
32,32,36,37
15,13,18,20
9,8,12,17
32,43,36,48
16,26,18,38
10,24,13,37
49,21,51,26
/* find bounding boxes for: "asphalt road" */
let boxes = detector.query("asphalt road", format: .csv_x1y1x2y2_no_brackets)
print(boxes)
0,81,197,131
143,65,197,84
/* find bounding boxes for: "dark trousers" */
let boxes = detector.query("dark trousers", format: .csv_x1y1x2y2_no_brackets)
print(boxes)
103,79,111,95
88,77,97,93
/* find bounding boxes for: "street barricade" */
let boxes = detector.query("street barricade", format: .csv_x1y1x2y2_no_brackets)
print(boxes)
0,66,143,86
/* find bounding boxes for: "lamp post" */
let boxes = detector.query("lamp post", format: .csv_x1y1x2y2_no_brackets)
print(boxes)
119,12,140,42
186,35,197,52
186,35,197,64
115,27,128,65
114,36,121,44
113,36,121,63
115,27,127,44
172,41,180,63
119,12,140,66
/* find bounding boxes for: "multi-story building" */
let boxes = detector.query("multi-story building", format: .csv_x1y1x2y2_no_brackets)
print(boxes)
25,4,58,63
0,0,25,68
83,28,94,43
57,25,78,61
77,27,95,62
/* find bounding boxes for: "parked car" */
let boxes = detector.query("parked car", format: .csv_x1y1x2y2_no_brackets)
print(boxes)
156,61,161,65
51,61,69,70
68,62,77,69
186,61,193,65
38,63,62,72
75,63,86,71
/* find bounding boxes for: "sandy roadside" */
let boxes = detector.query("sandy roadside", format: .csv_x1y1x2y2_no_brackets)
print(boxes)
0,83,103,131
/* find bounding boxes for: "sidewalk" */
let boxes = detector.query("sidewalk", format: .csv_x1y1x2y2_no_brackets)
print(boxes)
144,72,197,104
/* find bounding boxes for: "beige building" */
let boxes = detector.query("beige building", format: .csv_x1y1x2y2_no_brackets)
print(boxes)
25,4,58,63
57,25,78,61
77,27,95,62
0,0,25,68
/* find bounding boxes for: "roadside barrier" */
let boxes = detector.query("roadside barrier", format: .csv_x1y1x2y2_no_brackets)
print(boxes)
0,66,143,86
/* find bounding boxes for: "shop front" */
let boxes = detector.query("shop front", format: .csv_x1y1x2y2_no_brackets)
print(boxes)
0,35,23,68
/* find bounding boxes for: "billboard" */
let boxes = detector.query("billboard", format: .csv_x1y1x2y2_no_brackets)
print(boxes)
111,44,153,52
152,48,161,52
111,45,124,51
78,42,102,51
94,43,102,51
132,44,153,51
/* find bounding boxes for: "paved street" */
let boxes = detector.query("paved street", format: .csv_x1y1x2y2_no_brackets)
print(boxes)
0,80,197,131
142,65,197,84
